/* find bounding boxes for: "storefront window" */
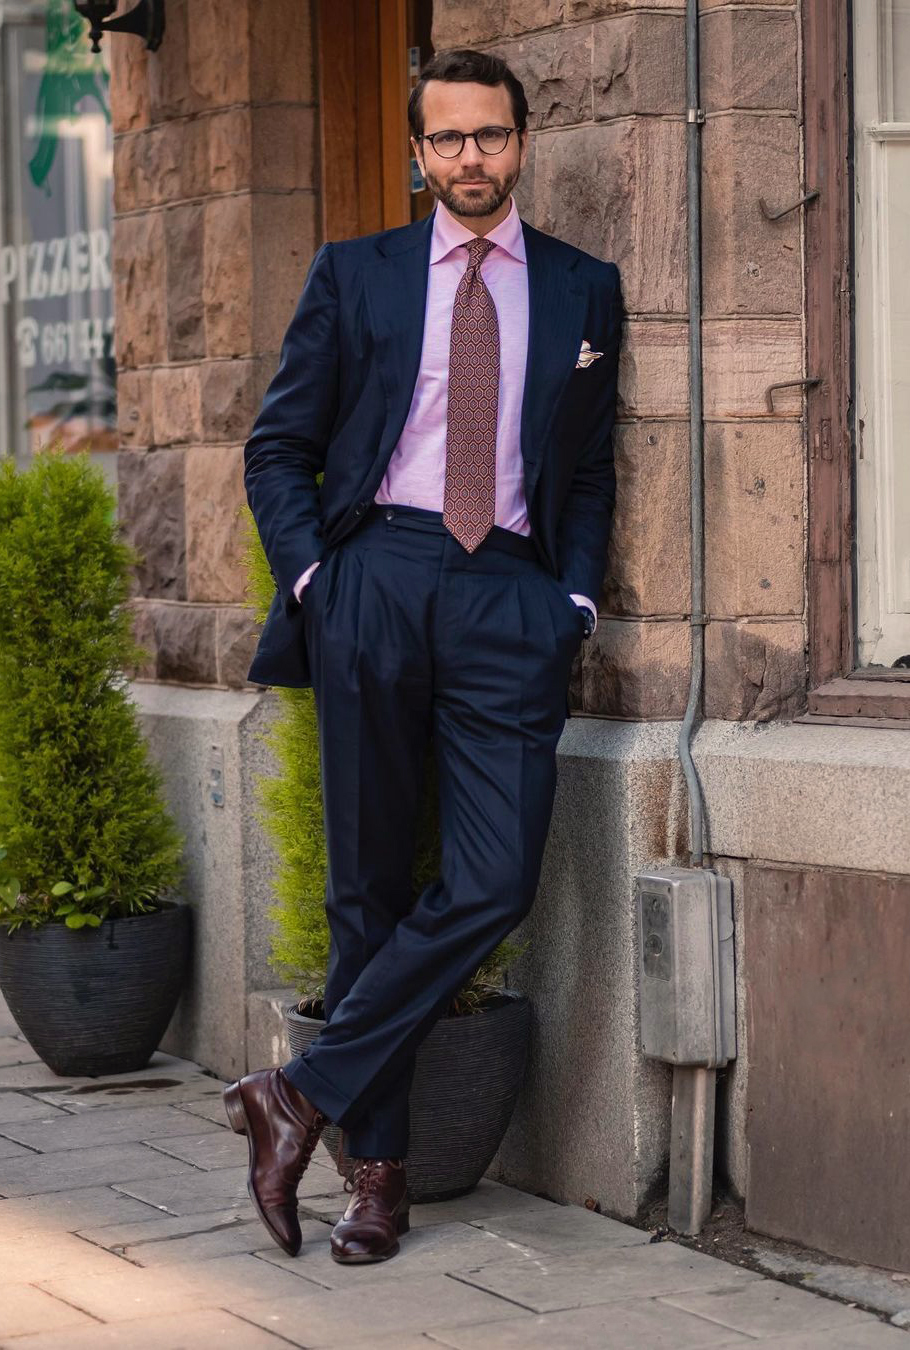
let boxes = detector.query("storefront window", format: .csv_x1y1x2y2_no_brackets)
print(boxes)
0,0,116,480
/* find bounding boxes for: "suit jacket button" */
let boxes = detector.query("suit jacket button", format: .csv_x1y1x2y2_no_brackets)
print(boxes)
354,504,364,516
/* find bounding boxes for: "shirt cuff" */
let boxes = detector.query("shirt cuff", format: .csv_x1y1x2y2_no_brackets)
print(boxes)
569,593,597,634
293,559,321,604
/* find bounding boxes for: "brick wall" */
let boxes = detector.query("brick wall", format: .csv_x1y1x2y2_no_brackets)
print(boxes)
110,0,318,687
433,0,807,719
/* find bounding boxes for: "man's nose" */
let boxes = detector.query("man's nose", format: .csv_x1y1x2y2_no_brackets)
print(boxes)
458,137,485,169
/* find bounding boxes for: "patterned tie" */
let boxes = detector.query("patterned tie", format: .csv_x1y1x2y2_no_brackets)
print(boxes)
443,235,499,552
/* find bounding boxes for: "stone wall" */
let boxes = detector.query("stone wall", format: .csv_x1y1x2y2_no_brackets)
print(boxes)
109,0,318,687
432,0,807,720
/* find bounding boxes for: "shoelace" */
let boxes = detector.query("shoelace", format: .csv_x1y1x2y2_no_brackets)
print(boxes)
292,1109,327,1185
344,1158,395,1203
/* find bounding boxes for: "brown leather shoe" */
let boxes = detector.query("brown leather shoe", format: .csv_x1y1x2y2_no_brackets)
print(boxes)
329,1157,410,1263
223,1067,327,1256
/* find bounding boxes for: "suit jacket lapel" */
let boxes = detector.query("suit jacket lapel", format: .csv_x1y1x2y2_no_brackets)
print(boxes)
361,208,587,506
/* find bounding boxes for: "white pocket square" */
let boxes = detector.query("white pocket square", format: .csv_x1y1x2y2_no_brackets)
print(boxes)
575,339,603,369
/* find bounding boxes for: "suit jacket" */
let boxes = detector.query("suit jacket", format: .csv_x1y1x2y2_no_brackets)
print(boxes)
243,208,624,689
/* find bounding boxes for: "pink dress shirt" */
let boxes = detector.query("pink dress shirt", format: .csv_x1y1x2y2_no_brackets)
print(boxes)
294,195,597,628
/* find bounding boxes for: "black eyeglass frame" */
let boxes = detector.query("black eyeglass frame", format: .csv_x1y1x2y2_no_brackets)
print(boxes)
417,126,524,158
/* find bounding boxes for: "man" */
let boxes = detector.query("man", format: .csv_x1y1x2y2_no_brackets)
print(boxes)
224,47,624,1266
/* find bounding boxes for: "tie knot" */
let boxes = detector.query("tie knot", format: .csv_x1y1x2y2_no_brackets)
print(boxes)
465,236,496,269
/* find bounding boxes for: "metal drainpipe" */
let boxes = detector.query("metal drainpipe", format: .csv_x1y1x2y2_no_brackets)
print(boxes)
677,0,708,869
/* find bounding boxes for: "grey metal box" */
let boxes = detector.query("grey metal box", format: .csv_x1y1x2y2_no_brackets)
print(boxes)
636,866,736,1067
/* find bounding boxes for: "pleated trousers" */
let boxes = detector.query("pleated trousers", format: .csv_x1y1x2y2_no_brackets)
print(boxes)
281,502,585,1157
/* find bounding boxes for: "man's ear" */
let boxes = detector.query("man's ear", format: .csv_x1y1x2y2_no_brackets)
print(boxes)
410,136,425,178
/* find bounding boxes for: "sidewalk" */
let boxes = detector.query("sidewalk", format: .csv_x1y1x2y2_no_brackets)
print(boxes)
0,995,905,1349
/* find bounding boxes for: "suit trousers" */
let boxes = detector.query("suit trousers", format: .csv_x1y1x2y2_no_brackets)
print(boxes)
280,503,585,1157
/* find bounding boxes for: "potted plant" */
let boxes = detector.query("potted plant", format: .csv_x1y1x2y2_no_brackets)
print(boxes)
244,509,532,1202
0,445,189,1077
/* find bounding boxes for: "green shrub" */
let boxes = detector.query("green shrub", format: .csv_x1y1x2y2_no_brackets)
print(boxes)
0,445,184,932
242,507,526,1015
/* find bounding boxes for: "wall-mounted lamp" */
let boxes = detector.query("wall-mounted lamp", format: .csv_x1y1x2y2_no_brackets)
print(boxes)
73,1,165,54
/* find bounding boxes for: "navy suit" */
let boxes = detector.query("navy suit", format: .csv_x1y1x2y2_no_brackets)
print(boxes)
243,208,623,1159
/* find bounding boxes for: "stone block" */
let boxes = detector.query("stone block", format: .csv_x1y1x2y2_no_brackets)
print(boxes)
704,619,806,720
492,26,594,131
199,360,259,442
616,320,687,418
704,421,804,617
165,203,206,361
702,318,803,418
208,107,252,194
187,0,251,111
503,0,567,34
185,445,247,604
232,1273,531,1344
113,212,167,369
469,1205,651,1257
148,0,204,122
432,2,507,47
0,1103,221,1154
700,5,798,110
0,1137,33,1159
152,363,204,445
116,368,154,448
593,11,686,117
119,1216,305,1267
0,1142,194,1197
251,105,317,191
669,1278,888,1342
0,1091,69,1125
217,607,260,688
533,119,686,315
117,449,186,600
114,1161,338,1217
15,1308,301,1348
250,0,315,104
0,1230,135,1283
203,195,253,357
603,420,690,616
126,600,158,679
571,0,684,14
251,193,319,354
453,1238,760,1313
702,116,801,316
110,32,150,134
0,1285,96,1339
0,1033,37,1065
146,602,219,683
582,618,690,718
130,685,280,1079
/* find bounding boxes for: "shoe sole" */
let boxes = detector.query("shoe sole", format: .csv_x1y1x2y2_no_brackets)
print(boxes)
223,1079,301,1258
330,1207,411,1264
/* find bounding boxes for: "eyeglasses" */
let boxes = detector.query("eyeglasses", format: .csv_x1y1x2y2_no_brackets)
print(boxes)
419,126,521,158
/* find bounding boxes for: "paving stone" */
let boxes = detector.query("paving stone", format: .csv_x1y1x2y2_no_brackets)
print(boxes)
231,1272,532,1345
0,1283,97,1338
112,1160,346,1218
0,1063,95,1090
0,1093,69,1125
0,1184,167,1233
251,1220,551,1290
0,1143,195,1196
0,1230,133,1284
664,1277,887,1339
0,1136,34,1159
300,1178,559,1227
753,1326,910,1348
142,1127,248,1169
28,1053,226,1111
450,1239,763,1314
0,1104,224,1154
0,997,19,1037
123,1218,328,1267
427,1295,755,1348
75,1205,252,1249
171,1097,241,1127
33,1253,326,1324
469,1205,653,1256
0,1035,39,1067
0,1306,295,1348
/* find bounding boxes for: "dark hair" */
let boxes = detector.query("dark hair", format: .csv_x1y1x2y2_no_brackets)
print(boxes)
407,48,529,139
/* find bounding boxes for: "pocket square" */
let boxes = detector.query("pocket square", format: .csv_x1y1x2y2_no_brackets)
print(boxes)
575,339,603,369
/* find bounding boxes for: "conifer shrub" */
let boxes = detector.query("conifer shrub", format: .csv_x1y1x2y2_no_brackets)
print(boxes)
243,507,525,1015
0,446,184,933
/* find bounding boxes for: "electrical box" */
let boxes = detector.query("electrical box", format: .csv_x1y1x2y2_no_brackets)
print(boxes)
636,867,736,1068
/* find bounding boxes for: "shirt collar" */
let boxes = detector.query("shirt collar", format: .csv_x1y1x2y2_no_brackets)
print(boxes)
429,194,526,266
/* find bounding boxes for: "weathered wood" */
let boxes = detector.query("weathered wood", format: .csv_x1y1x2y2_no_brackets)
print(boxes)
807,677,910,719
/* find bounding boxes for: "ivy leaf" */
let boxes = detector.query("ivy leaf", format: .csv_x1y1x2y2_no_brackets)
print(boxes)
51,881,73,896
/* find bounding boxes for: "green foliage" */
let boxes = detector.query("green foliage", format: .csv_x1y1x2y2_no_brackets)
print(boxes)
0,445,184,933
242,507,526,1015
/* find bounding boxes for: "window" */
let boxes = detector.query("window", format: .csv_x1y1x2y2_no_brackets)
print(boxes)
0,1,116,479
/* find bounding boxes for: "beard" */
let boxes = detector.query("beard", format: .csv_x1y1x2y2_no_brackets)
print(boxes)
422,162,519,218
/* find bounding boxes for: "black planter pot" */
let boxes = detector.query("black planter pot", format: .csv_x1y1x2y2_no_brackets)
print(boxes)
0,899,192,1077
285,989,531,1203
